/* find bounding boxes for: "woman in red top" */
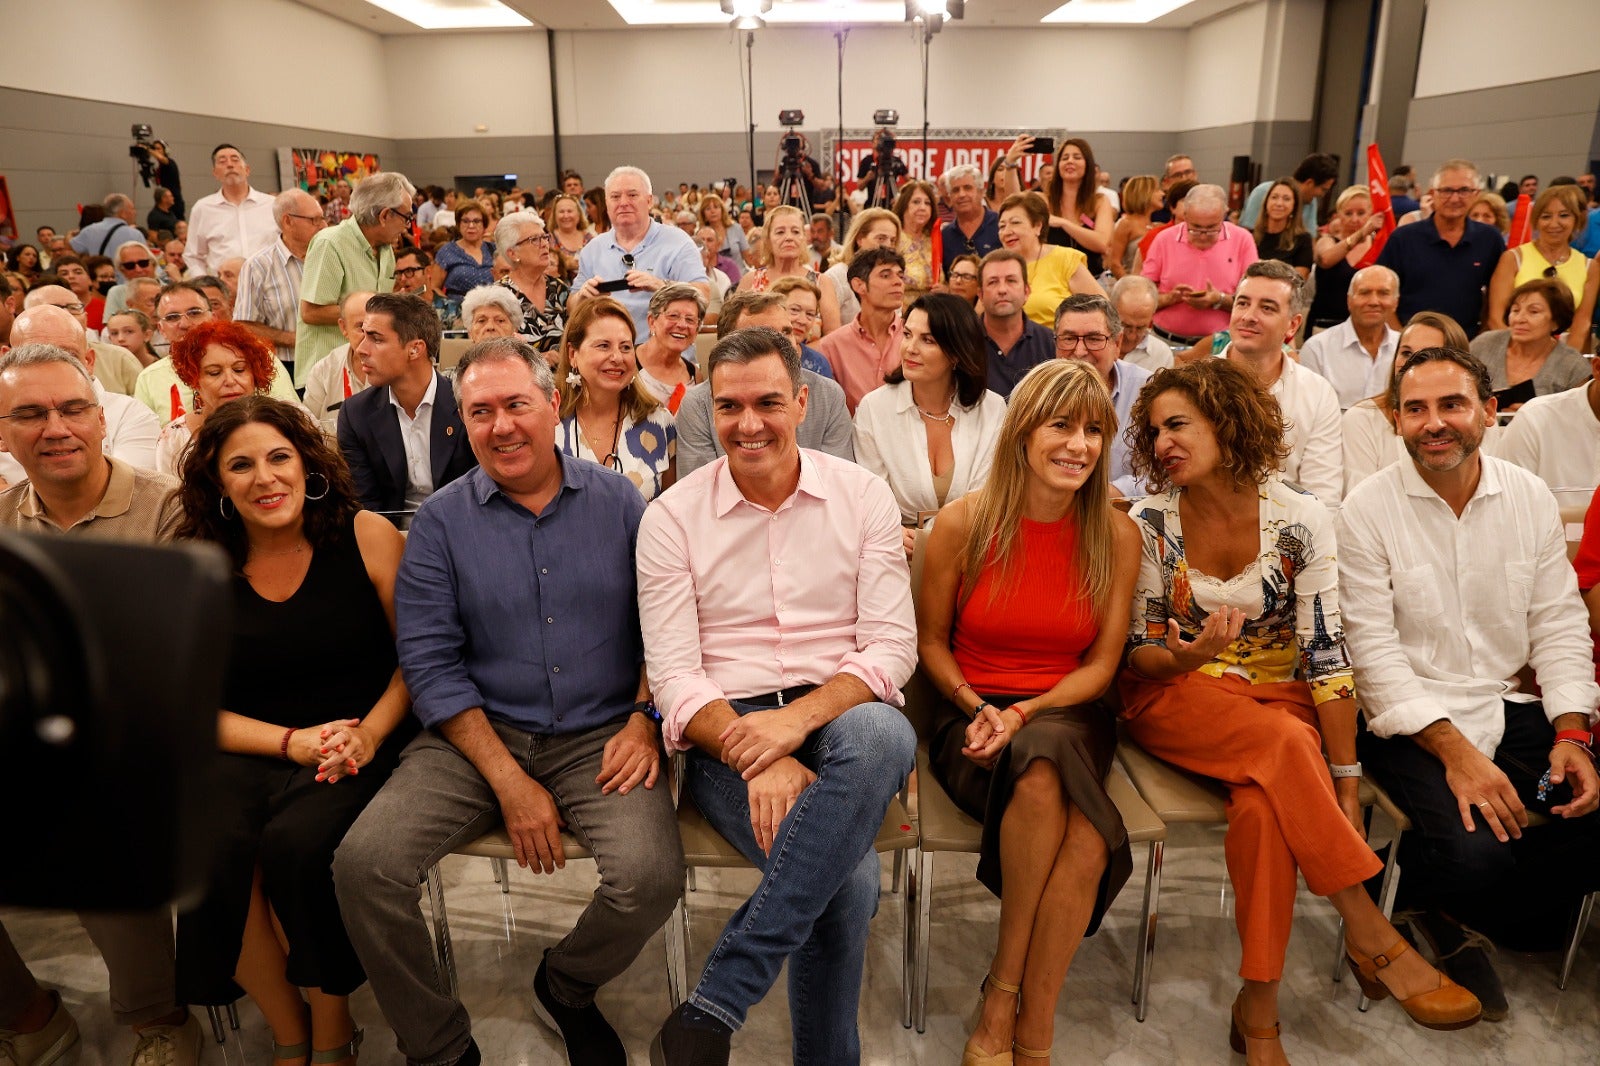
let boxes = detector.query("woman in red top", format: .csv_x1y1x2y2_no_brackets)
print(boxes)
917,359,1142,1065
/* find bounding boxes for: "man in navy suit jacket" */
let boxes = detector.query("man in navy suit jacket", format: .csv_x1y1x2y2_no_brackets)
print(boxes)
337,293,477,516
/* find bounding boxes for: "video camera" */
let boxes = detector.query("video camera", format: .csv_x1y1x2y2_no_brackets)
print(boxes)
129,123,160,188
778,109,807,164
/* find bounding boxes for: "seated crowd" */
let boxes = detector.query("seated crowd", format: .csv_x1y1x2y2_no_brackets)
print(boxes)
2,146,1599,1066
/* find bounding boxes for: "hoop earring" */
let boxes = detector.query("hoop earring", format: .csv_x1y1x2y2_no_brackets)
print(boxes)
219,496,236,520
304,472,330,501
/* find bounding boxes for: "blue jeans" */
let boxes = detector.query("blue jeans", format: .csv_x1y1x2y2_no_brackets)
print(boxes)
685,700,915,1066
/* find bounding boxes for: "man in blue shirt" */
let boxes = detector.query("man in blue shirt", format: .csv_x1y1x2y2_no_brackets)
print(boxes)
570,165,709,341
1378,159,1506,337
334,337,683,1066
939,164,1002,275
69,194,144,259
978,249,1056,398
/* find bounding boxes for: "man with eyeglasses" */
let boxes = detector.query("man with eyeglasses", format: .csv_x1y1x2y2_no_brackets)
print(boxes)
132,281,297,420
1141,184,1258,348
1378,159,1506,337
1150,155,1197,225
297,171,413,387
103,241,162,319
1051,292,1151,496
977,249,1054,399
234,189,327,376
21,285,144,398
1110,275,1174,372
0,342,204,1066
938,164,1002,276
183,144,277,276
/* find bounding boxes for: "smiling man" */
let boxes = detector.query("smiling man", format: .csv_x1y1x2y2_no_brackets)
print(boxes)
335,337,682,1066
637,327,917,1066
1052,292,1150,495
1298,265,1401,409
335,292,474,517
939,164,1002,275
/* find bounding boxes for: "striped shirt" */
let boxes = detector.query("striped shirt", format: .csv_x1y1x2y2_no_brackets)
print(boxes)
235,237,305,367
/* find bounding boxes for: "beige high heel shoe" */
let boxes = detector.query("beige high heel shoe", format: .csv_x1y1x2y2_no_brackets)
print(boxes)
961,973,1020,1066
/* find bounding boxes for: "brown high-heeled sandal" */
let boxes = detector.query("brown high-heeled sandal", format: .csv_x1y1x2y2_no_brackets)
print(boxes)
1228,990,1279,1055
1011,1041,1050,1060
961,973,1020,1066
1344,936,1481,1031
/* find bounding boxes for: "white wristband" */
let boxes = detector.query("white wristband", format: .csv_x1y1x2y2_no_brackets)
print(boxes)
1328,762,1362,779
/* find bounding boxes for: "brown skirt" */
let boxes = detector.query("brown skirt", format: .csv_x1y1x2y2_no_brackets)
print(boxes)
928,695,1131,936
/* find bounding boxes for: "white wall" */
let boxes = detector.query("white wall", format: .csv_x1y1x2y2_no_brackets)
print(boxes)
1181,3,1269,129
1260,0,1324,121
1413,0,1600,98
386,32,555,138
0,0,392,137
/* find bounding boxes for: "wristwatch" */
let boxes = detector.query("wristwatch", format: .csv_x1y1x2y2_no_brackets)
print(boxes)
633,699,661,723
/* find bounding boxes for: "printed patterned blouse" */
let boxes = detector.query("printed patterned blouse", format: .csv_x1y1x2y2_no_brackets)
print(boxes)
1125,475,1355,704
498,274,570,354
557,406,677,503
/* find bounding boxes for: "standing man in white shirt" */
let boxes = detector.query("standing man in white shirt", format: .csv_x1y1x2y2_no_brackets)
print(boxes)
183,144,278,276
1298,266,1401,409
235,189,328,377
1220,259,1344,503
1338,346,1600,1022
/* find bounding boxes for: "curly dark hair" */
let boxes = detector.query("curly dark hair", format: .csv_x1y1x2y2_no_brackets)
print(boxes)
1127,359,1291,493
175,396,360,570
169,320,277,394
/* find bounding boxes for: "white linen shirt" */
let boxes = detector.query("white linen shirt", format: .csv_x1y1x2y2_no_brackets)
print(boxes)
1337,456,1600,756
852,381,1006,525
1222,345,1344,505
390,372,439,511
1121,332,1174,373
1298,319,1400,410
1493,383,1600,511
184,187,278,275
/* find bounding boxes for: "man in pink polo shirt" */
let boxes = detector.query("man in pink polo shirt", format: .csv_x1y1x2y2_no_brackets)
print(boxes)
813,247,906,413
1140,184,1258,346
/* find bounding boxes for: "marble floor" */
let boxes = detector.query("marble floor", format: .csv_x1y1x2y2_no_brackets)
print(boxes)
4,820,1596,1065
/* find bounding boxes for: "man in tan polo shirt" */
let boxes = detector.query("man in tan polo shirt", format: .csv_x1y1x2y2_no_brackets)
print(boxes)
0,343,197,1065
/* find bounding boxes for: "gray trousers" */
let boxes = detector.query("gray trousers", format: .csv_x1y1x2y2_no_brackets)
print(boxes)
0,910,177,1027
333,717,684,1065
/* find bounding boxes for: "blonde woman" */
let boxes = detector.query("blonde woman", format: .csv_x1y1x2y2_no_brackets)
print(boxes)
697,194,752,273
736,204,841,333
1106,176,1162,280
1308,186,1386,332
823,207,902,329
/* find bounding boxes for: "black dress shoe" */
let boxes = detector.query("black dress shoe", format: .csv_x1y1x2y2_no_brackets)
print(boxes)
453,1038,482,1066
1413,910,1510,1022
532,958,625,1066
649,1004,731,1066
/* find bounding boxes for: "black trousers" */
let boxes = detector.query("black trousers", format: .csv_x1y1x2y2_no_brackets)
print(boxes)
1360,700,1600,950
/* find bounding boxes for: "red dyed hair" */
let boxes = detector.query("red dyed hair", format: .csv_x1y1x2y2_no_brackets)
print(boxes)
169,320,276,391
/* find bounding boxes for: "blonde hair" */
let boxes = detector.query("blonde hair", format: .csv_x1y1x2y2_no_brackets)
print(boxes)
1121,175,1161,216
841,208,902,262
759,205,806,267
959,360,1117,613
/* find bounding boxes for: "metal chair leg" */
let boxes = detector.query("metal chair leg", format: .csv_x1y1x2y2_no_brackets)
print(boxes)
493,857,510,894
687,867,698,893
1331,917,1347,982
664,892,690,1009
205,1005,226,1044
891,848,905,896
1356,833,1404,1011
1558,891,1595,990
1133,840,1163,1023
912,850,934,1033
901,847,919,1029
226,1001,239,1032
425,863,459,1000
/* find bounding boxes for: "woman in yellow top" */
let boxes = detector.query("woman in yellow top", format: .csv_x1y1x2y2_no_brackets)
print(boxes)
894,180,939,304
1486,184,1590,330
997,192,1105,328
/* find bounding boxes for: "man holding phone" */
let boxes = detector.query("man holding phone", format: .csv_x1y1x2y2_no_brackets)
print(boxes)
1139,184,1257,346
570,165,709,341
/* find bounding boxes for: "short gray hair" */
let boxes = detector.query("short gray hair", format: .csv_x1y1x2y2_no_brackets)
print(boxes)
493,212,545,251
103,193,133,215
0,343,94,389
943,164,982,189
455,337,555,402
1242,259,1310,317
707,326,800,395
460,284,525,331
1430,158,1480,192
272,188,312,226
1111,274,1159,307
605,165,653,197
1184,184,1228,213
648,282,707,319
1054,292,1121,336
350,172,417,226
1348,264,1399,296
127,276,162,298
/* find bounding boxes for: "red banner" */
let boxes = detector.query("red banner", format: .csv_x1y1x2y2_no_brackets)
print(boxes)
826,132,1055,189
1508,194,1533,247
1360,144,1396,269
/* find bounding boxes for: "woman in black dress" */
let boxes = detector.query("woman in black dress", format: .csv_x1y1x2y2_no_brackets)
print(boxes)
174,396,412,1065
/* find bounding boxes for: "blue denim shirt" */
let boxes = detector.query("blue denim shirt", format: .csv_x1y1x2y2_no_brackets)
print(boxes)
396,452,647,734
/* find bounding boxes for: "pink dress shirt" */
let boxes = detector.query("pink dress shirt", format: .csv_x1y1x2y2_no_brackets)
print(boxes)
636,448,918,753
814,313,905,414
1141,221,1259,338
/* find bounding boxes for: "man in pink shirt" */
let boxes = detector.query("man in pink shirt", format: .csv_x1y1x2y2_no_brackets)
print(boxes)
637,327,918,1065
1140,183,1258,346
814,247,906,413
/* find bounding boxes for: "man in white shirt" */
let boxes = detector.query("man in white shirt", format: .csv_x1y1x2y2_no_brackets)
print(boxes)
1298,266,1401,409
1494,355,1600,512
1339,346,1600,1021
183,144,277,276
235,189,328,374
1220,260,1344,503
1110,275,1174,372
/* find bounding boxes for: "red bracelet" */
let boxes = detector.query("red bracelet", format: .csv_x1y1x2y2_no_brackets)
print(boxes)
1555,729,1594,747
279,728,294,761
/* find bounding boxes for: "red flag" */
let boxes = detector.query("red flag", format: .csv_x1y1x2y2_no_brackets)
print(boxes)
930,224,943,286
1508,194,1533,247
169,384,185,422
342,366,353,400
666,381,686,416
1358,144,1396,268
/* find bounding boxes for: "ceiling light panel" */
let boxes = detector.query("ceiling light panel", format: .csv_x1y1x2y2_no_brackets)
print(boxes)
1041,0,1193,25
360,0,533,29
609,0,926,25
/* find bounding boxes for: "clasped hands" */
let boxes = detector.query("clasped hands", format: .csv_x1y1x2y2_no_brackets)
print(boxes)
720,708,817,856
283,719,376,784
1444,740,1598,844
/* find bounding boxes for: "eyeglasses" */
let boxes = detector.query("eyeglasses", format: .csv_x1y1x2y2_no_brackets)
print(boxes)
285,213,324,224
1434,187,1479,199
0,400,100,427
1055,332,1112,352
388,206,416,224
947,271,978,283
119,258,153,270
1186,224,1222,236
159,308,209,325
394,266,426,278
513,234,553,250
48,301,86,314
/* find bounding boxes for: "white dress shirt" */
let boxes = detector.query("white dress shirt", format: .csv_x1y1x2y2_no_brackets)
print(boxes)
184,187,278,275
1337,456,1600,756
391,372,439,510
1121,332,1174,373
1222,345,1344,505
302,344,369,435
852,381,1006,525
0,380,161,485
1298,319,1400,410
1493,383,1600,511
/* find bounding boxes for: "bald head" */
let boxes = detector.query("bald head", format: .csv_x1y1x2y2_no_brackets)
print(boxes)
21,285,91,332
10,305,92,372
339,290,376,348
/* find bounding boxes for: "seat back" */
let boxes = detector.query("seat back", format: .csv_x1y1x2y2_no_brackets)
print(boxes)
903,524,939,741
439,337,472,372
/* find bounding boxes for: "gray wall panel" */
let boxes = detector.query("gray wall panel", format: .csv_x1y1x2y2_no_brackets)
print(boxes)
1403,73,1600,182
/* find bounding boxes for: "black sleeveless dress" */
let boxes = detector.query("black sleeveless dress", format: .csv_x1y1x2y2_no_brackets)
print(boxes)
1308,255,1356,332
177,516,412,1004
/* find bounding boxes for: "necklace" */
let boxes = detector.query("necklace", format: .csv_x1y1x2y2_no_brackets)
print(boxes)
249,540,308,559
1535,241,1571,266
577,404,623,467
916,388,957,425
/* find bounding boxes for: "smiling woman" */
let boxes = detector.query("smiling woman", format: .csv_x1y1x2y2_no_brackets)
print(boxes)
156,319,282,478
